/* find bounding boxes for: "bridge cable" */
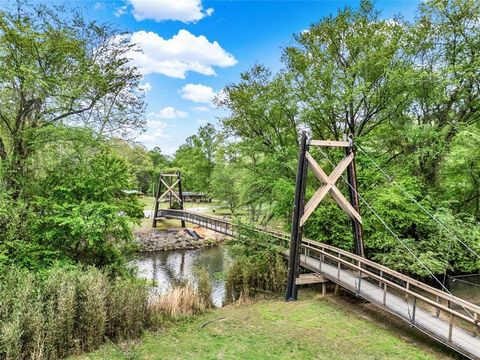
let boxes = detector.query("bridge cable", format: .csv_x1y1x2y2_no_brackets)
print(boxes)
356,144,480,261
317,147,477,321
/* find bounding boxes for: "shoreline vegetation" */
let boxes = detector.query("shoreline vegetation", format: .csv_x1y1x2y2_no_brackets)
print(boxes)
0,265,214,360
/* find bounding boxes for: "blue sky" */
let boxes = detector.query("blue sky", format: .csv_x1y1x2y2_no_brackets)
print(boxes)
79,0,420,155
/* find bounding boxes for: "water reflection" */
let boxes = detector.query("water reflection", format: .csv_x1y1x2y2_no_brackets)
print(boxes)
133,246,230,307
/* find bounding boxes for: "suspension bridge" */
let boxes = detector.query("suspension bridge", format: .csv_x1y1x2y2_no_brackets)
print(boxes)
153,135,480,360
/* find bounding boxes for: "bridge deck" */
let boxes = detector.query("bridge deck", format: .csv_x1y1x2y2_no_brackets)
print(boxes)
298,253,480,359
155,209,480,359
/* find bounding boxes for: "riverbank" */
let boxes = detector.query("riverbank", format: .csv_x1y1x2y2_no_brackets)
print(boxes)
135,227,226,251
72,291,456,360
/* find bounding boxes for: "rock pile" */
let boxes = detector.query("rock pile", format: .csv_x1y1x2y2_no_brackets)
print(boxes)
135,227,225,252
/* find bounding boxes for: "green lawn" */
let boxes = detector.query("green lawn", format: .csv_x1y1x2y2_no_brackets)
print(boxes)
73,294,454,360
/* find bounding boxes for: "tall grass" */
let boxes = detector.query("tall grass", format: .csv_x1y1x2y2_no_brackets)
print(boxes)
149,268,213,321
225,253,286,302
196,267,213,308
150,286,205,319
0,265,212,359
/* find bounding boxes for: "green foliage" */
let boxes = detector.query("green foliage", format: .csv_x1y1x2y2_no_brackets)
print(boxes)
0,2,145,198
210,163,240,215
0,2,147,273
440,127,480,220
30,148,143,271
173,123,218,193
283,0,410,139
111,141,170,195
106,277,149,341
303,198,352,251
195,267,213,309
271,178,295,219
0,127,150,273
225,223,287,301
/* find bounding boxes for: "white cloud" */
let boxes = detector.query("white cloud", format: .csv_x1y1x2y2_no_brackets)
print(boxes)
149,107,188,119
114,5,128,17
139,82,152,93
136,120,171,148
94,2,105,10
179,84,215,103
205,8,214,17
126,30,237,78
128,0,214,23
192,106,210,112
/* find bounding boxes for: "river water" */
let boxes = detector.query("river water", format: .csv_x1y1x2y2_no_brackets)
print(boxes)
132,246,230,307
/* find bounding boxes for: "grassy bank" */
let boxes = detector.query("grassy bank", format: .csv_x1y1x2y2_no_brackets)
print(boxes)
73,293,455,360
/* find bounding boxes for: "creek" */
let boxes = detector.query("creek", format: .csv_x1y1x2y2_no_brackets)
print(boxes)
133,246,230,307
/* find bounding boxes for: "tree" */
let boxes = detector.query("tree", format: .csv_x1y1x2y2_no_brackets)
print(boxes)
401,0,480,186
215,0,480,277
283,0,411,140
0,2,145,199
439,127,480,219
218,65,299,157
217,66,301,223
173,123,218,192
31,145,143,270
110,140,170,194
210,163,240,216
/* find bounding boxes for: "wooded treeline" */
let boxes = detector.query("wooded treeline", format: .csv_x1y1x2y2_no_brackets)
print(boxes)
171,0,480,278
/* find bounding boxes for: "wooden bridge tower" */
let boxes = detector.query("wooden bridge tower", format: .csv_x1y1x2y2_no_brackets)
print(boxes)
152,171,185,228
286,132,364,301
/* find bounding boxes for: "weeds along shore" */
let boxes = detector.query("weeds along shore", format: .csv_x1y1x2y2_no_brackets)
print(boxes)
0,266,214,360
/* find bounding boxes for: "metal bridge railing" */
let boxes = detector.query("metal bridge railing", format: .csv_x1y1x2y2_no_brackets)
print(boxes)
301,238,480,321
298,241,480,359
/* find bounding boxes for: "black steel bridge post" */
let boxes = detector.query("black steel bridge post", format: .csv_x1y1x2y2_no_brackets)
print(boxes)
345,138,364,257
286,132,308,301
177,171,186,228
152,171,163,228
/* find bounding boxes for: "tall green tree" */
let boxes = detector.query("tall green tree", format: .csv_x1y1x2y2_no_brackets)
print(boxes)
0,2,145,199
216,0,480,277
283,0,411,140
401,0,480,186
173,123,218,192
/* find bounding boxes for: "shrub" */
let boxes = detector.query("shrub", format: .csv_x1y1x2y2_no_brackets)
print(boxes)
0,267,43,359
225,252,286,302
106,277,149,340
31,149,144,272
0,265,215,359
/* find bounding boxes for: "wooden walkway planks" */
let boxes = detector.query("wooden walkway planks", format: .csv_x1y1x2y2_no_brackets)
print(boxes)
295,273,328,285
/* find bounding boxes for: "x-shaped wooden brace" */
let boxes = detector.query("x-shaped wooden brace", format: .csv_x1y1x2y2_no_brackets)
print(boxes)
300,152,362,226
158,178,182,202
